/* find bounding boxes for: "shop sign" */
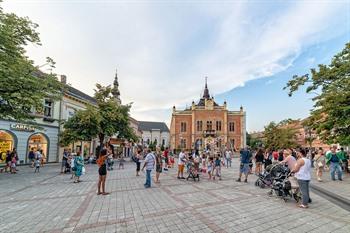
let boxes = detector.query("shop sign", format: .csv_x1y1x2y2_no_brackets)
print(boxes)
10,123,35,132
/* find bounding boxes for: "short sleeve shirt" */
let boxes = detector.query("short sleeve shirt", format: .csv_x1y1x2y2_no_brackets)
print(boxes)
178,152,185,165
145,153,155,170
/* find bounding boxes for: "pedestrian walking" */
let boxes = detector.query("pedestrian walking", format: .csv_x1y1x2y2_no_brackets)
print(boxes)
155,147,163,183
213,154,223,180
135,149,142,176
34,157,40,173
74,151,84,183
207,157,214,180
97,148,109,195
255,148,264,174
314,148,325,181
177,150,186,179
163,147,169,171
70,153,75,179
264,149,272,169
61,149,69,174
292,149,312,209
225,149,232,168
142,148,155,188
236,147,252,183
28,148,35,168
325,145,343,181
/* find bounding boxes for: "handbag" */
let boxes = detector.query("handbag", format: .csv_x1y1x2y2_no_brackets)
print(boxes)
317,161,323,167
82,166,86,175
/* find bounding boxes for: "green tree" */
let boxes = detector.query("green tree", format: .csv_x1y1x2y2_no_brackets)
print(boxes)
284,43,350,145
60,84,137,149
0,3,62,121
263,121,297,149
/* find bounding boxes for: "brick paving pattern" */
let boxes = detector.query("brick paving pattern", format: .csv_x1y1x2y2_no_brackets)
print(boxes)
0,159,349,233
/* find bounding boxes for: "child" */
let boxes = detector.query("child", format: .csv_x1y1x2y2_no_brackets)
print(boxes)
118,156,125,169
201,153,207,173
34,158,40,173
11,156,17,174
207,157,214,180
213,155,223,180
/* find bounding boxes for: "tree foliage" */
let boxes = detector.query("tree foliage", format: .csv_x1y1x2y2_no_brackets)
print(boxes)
0,3,62,121
60,84,137,147
263,120,297,149
284,43,350,145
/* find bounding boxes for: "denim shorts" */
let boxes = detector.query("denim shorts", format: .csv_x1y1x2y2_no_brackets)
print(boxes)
240,163,250,174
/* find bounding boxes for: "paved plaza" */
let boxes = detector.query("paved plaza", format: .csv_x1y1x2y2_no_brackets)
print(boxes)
1,159,350,233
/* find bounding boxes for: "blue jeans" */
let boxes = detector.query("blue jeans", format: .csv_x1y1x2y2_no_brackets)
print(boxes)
226,158,231,168
330,162,342,180
298,179,310,206
145,170,152,187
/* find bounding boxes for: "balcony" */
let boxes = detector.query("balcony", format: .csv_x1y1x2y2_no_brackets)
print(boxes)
203,130,216,137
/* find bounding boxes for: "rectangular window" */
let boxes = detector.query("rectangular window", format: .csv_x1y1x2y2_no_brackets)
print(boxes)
206,121,212,130
180,139,187,149
229,122,235,132
216,121,222,131
180,122,187,132
230,139,235,148
44,99,53,117
196,121,203,131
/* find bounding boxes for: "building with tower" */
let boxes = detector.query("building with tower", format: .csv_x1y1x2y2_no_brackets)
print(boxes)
170,79,246,152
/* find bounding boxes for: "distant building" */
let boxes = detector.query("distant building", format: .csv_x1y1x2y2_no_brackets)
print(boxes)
138,121,170,147
170,79,246,151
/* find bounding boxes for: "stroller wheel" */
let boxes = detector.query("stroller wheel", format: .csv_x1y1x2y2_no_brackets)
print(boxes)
260,183,265,189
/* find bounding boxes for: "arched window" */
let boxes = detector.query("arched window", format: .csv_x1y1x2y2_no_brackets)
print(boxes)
0,130,16,164
28,133,49,162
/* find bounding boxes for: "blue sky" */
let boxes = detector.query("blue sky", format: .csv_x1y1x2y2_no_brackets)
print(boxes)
3,0,350,132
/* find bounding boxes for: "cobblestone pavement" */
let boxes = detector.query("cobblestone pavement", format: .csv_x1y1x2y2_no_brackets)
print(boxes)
0,159,349,233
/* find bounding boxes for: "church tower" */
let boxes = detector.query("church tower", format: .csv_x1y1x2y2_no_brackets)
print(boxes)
111,69,121,105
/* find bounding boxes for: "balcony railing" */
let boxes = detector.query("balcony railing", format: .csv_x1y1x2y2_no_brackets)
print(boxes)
203,130,216,137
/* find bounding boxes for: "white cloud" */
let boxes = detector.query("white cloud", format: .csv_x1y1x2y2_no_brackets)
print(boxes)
2,0,348,125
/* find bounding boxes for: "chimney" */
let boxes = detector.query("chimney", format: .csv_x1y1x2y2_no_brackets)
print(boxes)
60,75,67,84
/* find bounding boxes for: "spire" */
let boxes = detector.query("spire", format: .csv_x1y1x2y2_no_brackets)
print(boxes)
112,68,121,104
203,76,210,99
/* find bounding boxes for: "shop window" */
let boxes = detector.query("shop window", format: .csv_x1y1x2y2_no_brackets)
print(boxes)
28,133,48,162
0,130,14,164
180,122,187,132
216,121,222,131
44,99,53,118
196,121,203,131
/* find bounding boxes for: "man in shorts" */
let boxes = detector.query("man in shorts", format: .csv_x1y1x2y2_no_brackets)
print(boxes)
236,147,252,183
177,149,186,179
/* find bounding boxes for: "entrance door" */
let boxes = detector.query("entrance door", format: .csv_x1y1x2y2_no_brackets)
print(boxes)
0,130,15,164
28,133,48,163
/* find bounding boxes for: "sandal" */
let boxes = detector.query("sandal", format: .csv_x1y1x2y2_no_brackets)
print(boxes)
102,192,110,195
97,192,102,195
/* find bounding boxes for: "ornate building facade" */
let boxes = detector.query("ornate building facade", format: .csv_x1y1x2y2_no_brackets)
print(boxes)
170,80,246,151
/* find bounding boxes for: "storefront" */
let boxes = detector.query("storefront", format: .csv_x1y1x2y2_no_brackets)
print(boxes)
0,130,17,164
0,120,59,164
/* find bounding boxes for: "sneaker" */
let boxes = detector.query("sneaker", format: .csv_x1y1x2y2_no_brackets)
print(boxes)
236,178,241,182
298,204,308,209
181,177,186,179
317,177,322,182
177,176,181,179
339,178,343,181
244,179,248,183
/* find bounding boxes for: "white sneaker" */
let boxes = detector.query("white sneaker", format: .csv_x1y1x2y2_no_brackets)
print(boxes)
317,177,322,182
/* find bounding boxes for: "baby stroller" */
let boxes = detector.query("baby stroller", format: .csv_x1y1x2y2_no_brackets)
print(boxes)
255,170,273,188
186,160,200,181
